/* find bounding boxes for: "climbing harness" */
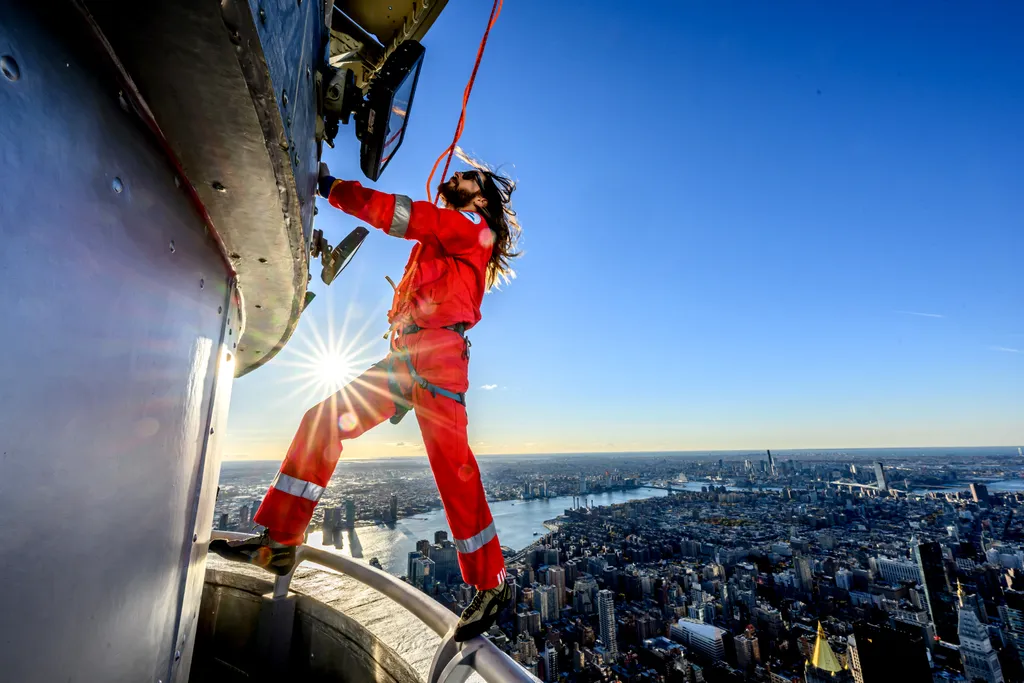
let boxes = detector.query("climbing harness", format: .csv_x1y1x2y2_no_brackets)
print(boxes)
387,324,471,425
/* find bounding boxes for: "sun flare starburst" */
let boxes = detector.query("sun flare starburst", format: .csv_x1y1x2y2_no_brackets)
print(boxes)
274,287,389,405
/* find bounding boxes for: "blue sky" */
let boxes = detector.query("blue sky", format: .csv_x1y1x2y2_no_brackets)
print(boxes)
224,1,1024,460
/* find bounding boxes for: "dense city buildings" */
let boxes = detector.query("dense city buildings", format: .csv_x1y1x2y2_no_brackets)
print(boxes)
215,448,1024,682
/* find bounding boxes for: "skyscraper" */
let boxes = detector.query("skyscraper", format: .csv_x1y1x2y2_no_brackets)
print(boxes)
389,492,398,522
847,634,864,683
407,551,422,580
434,529,448,544
430,541,458,586
579,472,587,494
416,539,431,557
217,512,228,531
344,499,355,528
999,590,1024,662
734,627,760,673
547,565,566,610
767,449,776,476
411,556,434,592
958,584,1004,683
796,555,813,592
915,540,959,643
873,462,888,492
598,589,617,656
851,621,930,683
540,647,558,682
804,622,852,683
574,576,598,615
535,584,557,623
970,483,991,505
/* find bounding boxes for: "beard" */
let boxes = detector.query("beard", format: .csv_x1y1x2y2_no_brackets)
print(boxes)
437,179,478,209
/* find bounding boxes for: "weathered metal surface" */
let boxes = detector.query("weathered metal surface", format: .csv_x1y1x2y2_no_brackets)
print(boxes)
0,3,236,681
193,569,422,683
89,0,322,376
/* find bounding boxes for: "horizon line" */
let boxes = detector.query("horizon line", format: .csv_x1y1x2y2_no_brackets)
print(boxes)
222,444,1023,462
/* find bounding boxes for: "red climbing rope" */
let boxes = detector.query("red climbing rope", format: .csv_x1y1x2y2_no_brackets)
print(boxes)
425,0,503,203
385,0,502,337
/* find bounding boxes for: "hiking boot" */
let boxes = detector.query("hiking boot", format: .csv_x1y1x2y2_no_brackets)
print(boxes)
454,581,512,642
208,530,297,576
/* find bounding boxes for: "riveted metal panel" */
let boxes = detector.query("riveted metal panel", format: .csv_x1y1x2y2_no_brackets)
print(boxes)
0,4,234,681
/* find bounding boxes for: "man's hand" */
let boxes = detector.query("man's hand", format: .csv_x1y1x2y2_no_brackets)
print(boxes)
317,162,336,198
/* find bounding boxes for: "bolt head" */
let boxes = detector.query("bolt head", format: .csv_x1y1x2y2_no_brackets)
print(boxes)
112,177,124,193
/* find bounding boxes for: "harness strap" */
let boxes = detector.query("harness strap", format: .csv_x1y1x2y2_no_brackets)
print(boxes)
386,324,470,424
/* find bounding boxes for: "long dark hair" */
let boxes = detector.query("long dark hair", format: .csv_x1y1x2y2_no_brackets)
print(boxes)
455,148,521,290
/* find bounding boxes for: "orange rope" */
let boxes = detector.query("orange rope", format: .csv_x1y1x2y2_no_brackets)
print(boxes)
386,0,503,337
425,0,503,203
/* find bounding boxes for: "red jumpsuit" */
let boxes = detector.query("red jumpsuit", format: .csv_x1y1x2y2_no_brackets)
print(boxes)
253,179,507,590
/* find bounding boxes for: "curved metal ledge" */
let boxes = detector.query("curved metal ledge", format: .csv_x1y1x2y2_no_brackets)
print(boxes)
211,531,540,683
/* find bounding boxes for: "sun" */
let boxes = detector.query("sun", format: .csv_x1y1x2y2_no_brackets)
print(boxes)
274,288,386,404
316,350,356,392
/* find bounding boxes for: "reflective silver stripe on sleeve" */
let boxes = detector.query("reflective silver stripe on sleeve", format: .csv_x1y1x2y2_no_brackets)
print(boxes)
454,521,497,554
390,194,412,238
271,472,324,502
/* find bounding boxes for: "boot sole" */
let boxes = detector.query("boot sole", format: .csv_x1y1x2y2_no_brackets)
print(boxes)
453,591,511,642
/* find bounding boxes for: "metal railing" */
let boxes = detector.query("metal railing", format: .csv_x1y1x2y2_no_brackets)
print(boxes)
211,531,540,683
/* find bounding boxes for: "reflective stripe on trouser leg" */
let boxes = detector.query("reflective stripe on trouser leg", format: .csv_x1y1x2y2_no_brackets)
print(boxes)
413,383,506,590
254,359,399,543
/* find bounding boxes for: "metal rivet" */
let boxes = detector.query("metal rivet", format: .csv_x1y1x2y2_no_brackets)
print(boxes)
112,177,123,193
286,116,291,127
174,651,181,661
255,304,262,309
193,533,198,542
199,278,205,289
118,91,129,111
174,175,181,188
313,206,318,216
228,329,233,335
306,67,311,80
210,428,214,435
258,8,266,24
218,306,223,314
212,181,226,193
258,257,268,263
230,252,240,259
169,240,176,253
282,90,288,107
1,55,20,82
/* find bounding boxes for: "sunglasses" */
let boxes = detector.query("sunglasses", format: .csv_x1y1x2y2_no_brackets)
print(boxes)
460,170,488,188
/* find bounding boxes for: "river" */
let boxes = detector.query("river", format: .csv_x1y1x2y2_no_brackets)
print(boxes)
306,487,671,576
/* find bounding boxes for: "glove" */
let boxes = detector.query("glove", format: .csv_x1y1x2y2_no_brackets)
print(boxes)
317,162,337,198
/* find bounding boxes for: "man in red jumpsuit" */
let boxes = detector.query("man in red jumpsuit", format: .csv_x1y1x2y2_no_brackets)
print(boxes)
212,162,520,642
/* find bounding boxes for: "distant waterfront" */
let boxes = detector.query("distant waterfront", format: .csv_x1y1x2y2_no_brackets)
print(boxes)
307,487,670,576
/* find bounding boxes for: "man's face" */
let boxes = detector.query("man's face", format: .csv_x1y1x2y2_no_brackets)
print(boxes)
438,170,485,209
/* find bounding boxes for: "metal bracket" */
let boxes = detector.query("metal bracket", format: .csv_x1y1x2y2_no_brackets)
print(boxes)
436,638,485,683
427,626,462,683
429,627,488,683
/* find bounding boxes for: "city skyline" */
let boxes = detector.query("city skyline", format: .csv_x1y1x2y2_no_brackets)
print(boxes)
223,1,1024,462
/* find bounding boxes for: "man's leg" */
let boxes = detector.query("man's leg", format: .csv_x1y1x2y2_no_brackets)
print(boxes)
413,385,505,588
211,360,397,572
255,359,398,542
413,384,510,640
